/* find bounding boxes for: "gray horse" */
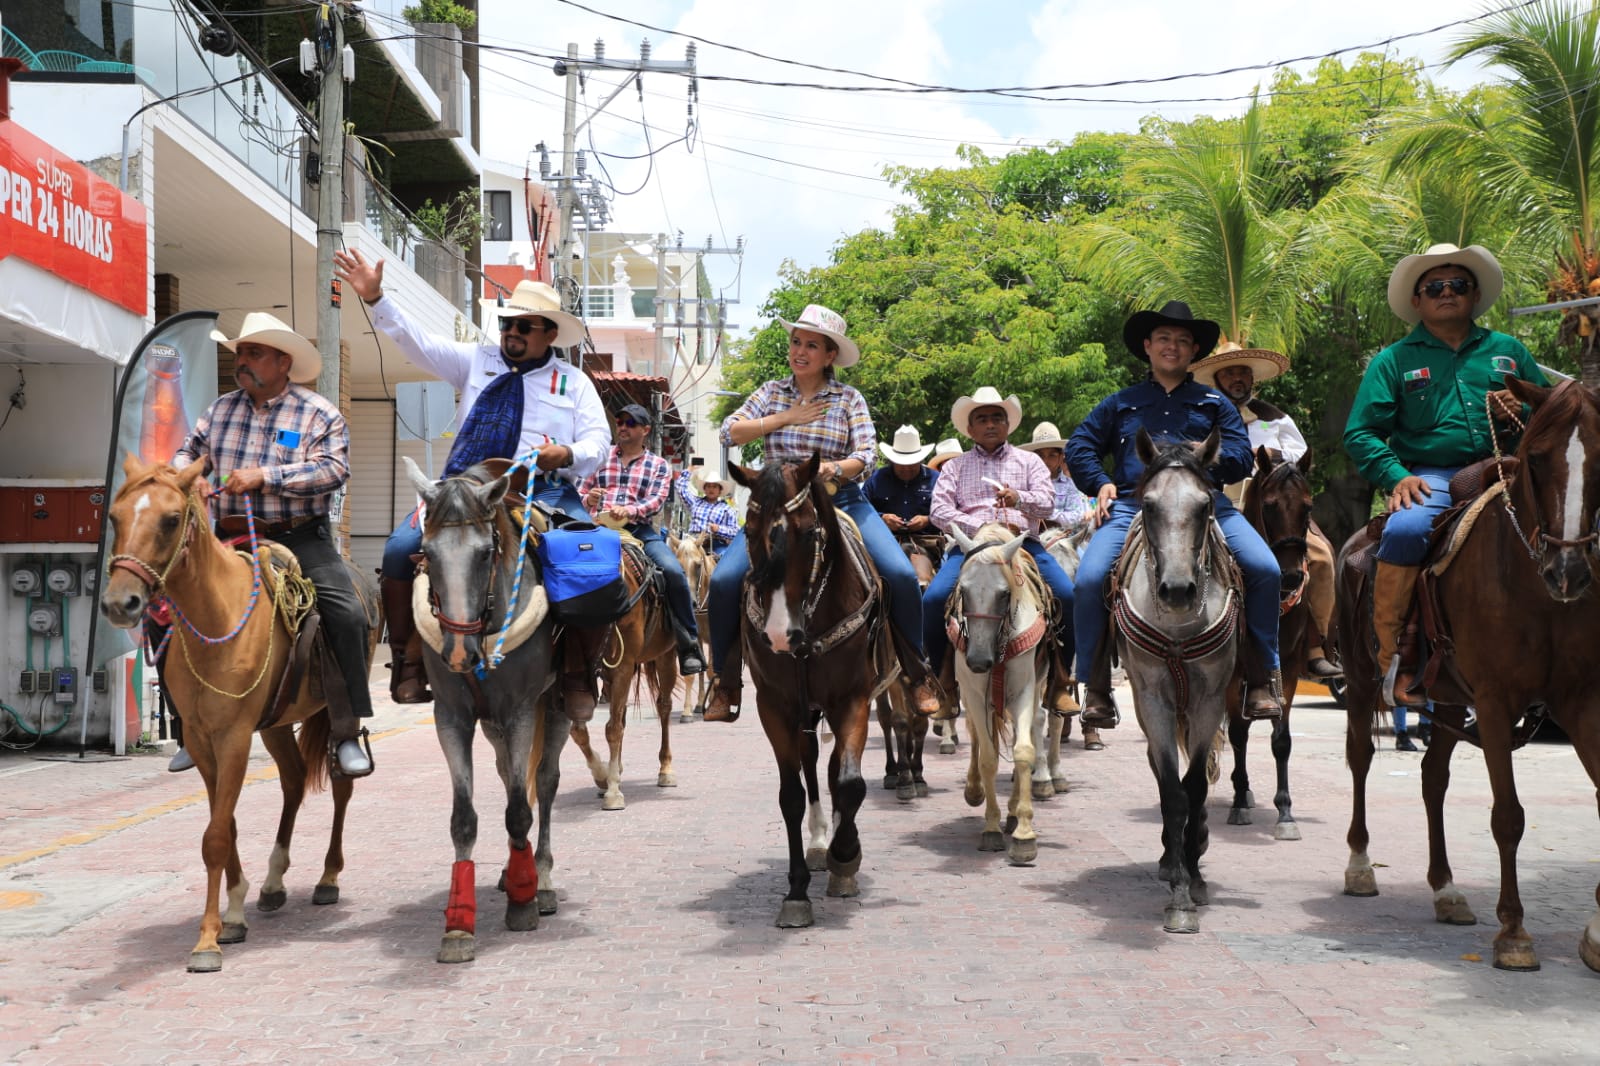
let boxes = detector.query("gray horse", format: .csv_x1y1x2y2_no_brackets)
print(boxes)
1113,429,1242,934
405,457,567,964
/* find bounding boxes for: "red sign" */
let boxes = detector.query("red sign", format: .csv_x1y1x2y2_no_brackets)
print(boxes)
0,118,148,315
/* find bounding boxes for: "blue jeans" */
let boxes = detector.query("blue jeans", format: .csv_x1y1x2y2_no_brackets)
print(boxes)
1074,497,1281,676
922,539,1076,675
708,483,923,674
381,477,592,580
628,524,698,639
1376,466,1459,566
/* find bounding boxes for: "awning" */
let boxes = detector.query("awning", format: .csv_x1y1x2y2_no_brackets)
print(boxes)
589,370,689,462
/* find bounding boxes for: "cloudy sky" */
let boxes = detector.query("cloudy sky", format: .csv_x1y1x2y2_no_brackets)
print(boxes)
473,1,1510,329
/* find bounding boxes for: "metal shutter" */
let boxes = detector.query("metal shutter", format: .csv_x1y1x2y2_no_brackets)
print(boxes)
347,398,432,577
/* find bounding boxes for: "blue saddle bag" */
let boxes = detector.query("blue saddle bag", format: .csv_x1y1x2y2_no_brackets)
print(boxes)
535,523,629,627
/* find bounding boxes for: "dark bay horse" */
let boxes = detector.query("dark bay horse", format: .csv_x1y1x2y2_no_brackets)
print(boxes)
1225,447,1314,840
1339,378,1600,972
728,454,896,928
878,532,941,795
1114,429,1242,933
405,457,567,964
100,455,378,973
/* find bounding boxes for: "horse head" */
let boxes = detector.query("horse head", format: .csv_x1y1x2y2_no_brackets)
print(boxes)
1245,445,1315,607
406,456,515,673
101,453,210,628
672,530,713,609
950,524,1029,672
1507,376,1600,602
1134,427,1219,611
730,452,835,654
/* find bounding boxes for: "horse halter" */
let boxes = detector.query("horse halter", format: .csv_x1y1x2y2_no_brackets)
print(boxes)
108,488,204,594
1487,401,1600,561
424,516,503,636
744,482,812,518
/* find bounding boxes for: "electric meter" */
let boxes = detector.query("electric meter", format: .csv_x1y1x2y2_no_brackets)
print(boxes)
27,602,61,635
45,563,80,596
80,566,98,596
10,563,43,597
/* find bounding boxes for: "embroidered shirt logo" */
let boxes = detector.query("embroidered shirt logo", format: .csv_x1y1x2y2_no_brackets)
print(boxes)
1491,355,1518,376
1403,367,1432,393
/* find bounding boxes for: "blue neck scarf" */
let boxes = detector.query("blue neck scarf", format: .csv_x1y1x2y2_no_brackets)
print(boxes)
442,352,545,477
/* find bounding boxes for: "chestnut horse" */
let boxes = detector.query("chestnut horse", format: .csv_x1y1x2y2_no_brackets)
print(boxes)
1224,447,1314,840
728,455,897,928
1340,378,1600,973
405,457,567,964
672,531,716,722
99,455,379,973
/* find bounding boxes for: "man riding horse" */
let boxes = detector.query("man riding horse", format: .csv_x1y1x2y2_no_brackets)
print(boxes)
1343,243,1549,709
1067,301,1285,727
866,424,944,572
334,252,614,720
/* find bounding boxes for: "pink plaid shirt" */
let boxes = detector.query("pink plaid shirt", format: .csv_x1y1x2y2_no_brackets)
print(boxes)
579,446,672,522
929,443,1054,536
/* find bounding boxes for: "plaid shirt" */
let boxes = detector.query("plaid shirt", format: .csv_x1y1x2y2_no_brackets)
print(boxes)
174,384,348,525
720,376,875,477
675,470,740,543
1048,470,1093,532
580,446,672,522
929,443,1054,536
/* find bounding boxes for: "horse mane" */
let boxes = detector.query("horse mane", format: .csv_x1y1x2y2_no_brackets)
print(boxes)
745,461,841,592
1518,379,1594,458
1134,436,1209,496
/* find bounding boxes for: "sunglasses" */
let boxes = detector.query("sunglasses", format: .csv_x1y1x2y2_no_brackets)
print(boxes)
616,417,646,429
500,317,551,335
1416,278,1473,298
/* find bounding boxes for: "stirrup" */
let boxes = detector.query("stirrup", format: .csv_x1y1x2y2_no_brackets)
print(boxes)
331,728,374,779
704,686,741,723
1080,692,1119,729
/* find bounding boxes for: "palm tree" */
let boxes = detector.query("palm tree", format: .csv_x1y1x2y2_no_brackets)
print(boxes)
1384,1,1600,382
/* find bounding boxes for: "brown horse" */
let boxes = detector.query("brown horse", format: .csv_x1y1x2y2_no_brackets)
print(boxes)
728,454,896,928
1339,377,1600,972
671,531,716,722
569,539,681,810
877,532,942,795
99,455,378,972
1225,447,1314,841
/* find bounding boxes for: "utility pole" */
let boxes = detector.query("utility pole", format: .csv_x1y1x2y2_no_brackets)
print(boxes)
312,2,349,407
653,233,743,372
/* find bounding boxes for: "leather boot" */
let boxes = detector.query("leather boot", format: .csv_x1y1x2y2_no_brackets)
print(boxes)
669,614,706,676
1372,561,1427,709
704,645,742,722
1242,641,1283,721
1044,633,1079,715
560,626,608,723
1079,634,1119,729
380,576,431,704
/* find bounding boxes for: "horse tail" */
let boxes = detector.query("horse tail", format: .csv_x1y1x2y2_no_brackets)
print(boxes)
298,711,333,794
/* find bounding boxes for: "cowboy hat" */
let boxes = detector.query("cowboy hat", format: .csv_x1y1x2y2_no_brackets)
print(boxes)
1018,421,1069,452
211,312,321,384
1387,243,1505,324
776,303,861,368
926,438,963,470
479,279,586,348
1122,300,1221,362
1189,340,1290,388
879,425,934,465
950,386,1022,440
690,463,728,494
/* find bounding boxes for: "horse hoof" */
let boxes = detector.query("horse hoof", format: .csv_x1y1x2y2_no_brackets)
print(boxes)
827,851,862,879
217,923,247,945
1433,888,1477,926
1008,837,1038,866
257,889,287,912
1343,869,1379,897
1051,776,1069,794
826,873,859,898
1191,880,1209,907
1492,938,1540,972
187,950,223,973
505,901,540,932
437,931,476,964
963,784,984,808
1227,808,1252,826
897,784,916,802
1272,821,1302,842
1579,915,1600,973
806,847,828,872
602,793,626,811
1004,815,1018,835
939,738,957,755
657,772,677,788
882,774,899,790
1243,790,1256,809
915,782,929,798
979,831,1006,852
536,888,559,915
1164,908,1201,934
1032,780,1053,801
776,900,813,928
312,884,340,906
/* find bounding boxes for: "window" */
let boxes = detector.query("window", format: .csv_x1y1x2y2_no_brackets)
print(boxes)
484,190,512,241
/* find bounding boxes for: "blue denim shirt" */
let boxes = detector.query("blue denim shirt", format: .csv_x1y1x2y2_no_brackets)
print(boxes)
1066,374,1253,497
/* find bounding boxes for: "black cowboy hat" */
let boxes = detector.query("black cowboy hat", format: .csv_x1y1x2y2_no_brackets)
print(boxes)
1122,301,1221,362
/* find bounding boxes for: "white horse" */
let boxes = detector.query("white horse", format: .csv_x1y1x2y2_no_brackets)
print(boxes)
947,523,1052,865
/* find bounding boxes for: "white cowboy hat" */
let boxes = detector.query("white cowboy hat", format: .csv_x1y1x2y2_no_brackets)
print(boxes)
926,437,963,470
776,303,861,368
1189,340,1291,388
479,279,586,348
879,424,934,465
690,463,728,494
1018,421,1069,452
211,312,321,384
950,386,1022,440
1387,243,1505,325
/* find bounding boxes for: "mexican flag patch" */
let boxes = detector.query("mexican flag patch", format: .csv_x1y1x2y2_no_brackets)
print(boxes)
1403,366,1431,392
1491,355,1518,376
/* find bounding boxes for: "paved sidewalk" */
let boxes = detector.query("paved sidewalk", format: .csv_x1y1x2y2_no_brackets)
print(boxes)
1,677,1597,1064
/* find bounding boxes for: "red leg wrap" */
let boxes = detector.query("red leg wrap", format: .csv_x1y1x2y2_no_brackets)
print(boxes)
504,843,539,906
444,860,476,934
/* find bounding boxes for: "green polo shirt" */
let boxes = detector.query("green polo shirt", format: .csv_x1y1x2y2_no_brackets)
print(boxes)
1344,322,1548,494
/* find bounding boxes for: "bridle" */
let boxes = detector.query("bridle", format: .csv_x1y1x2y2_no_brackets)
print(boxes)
1488,394,1600,560
424,515,504,637
108,488,205,594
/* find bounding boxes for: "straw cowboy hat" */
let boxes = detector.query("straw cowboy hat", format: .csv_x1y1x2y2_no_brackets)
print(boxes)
879,425,935,465
776,303,861,368
1387,243,1505,324
950,386,1022,440
690,462,729,495
478,279,586,348
1189,340,1291,388
926,437,963,470
1018,421,1069,452
1123,300,1221,361
211,312,321,384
